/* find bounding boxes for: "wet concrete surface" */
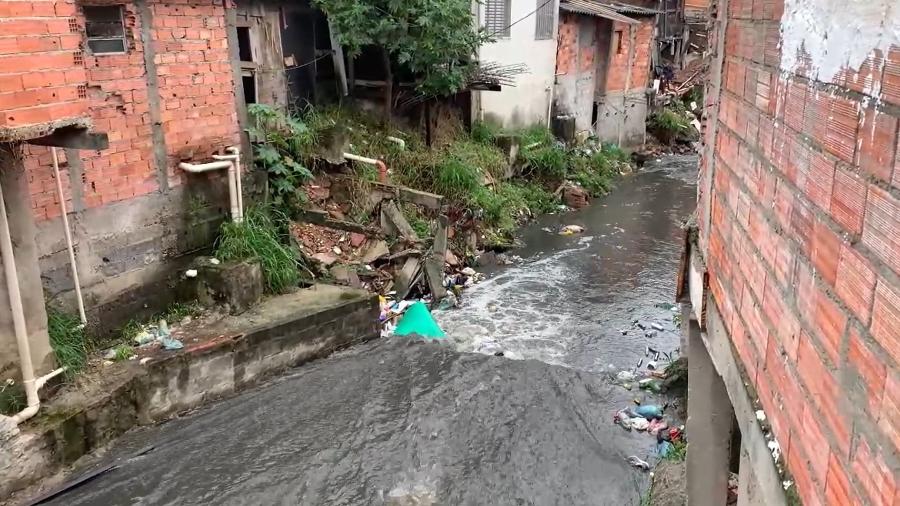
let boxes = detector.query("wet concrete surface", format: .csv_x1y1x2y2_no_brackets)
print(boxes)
39,155,698,506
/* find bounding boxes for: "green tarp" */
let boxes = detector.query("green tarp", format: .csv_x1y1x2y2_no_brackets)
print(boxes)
394,301,446,340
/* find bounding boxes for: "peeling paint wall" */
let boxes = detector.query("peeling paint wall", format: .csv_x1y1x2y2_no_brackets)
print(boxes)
779,0,900,92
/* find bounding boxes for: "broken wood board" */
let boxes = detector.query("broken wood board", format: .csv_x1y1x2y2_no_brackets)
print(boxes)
423,257,447,299
371,182,444,210
295,209,384,238
381,201,420,243
393,256,421,300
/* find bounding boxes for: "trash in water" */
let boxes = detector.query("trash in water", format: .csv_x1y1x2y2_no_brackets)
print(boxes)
634,404,664,420
657,440,673,458
648,419,669,435
755,409,766,422
209,258,221,265
614,409,635,431
460,267,477,276
559,224,585,235
185,269,198,278
638,378,661,393
651,322,664,331
626,455,651,471
436,292,459,310
644,330,657,338
646,360,658,370
616,370,636,383
768,440,781,462
631,418,650,431
394,301,446,340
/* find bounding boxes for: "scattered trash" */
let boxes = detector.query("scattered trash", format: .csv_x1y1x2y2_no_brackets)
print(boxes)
646,360,658,370
634,404,664,420
756,410,766,422
209,258,221,265
161,338,183,350
559,224,585,235
394,301,446,339
185,269,198,278
768,440,781,462
436,292,459,310
657,440,673,458
638,378,661,393
644,330,657,338
651,322,664,331
626,455,651,471
139,357,152,365
631,418,650,431
782,480,793,490
648,419,669,435
616,370,637,383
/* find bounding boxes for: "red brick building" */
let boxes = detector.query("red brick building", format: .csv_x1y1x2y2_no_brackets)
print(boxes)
553,0,655,147
683,0,900,504
0,0,243,377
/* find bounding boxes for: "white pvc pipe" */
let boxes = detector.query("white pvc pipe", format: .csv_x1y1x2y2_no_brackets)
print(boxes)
343,152,388,182
0,178,38,422
213,147,243,221
386,136,406,150
50,148,86,325
179,160,242,223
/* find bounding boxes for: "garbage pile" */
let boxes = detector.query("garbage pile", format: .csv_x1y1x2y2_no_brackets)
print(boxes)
131,319,184,351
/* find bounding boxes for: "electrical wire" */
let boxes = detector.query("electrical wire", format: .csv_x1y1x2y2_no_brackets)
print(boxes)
486,0,555,38
284,51,334,72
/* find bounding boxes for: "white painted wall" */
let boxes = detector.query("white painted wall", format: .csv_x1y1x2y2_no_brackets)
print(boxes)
476,0,560,128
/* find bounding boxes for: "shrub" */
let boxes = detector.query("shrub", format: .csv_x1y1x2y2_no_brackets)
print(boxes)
47,307,87,376
215,205,299,293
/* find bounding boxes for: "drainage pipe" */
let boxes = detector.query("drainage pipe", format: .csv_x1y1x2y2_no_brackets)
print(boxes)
179,160,241,223
0,177,67,424
343,152,387,183
50,147,86,325
213,146,243,220
386,136,406,150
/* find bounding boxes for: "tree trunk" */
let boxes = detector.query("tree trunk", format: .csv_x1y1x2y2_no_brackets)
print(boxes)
347,55,355,98
380,46,392,122
425,100,433,147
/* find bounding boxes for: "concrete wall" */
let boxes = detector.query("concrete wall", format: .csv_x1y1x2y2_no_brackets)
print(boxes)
476,0,559,128
697,0,900,502
554,13,606,133
6,0,243,346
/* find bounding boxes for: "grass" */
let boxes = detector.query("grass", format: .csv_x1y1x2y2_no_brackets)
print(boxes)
112,344,134,361
215,205,299,293
648,104,692,145
0,380,25,415
47,307,88,377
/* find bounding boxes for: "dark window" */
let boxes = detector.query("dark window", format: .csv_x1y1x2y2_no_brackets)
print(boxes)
84,5,126,54
242,73,256,105
535,0,554,40
236,26,253,62
485,0,511,38
613,30,624,55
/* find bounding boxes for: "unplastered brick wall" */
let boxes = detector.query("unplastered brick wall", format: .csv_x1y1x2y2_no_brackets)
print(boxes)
0,0,89,135
23,0,238,220
700,0,900,503
604,18,652,93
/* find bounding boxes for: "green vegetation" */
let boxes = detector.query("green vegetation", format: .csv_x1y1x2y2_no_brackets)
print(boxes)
215,205,299,293
663,439,687,462
0,380,24,416
312,0,491,115
248,104,315,212
648,107,691,144
112,344,134,362
47,307,88,377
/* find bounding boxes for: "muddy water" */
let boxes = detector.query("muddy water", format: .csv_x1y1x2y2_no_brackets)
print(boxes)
41,156,697,506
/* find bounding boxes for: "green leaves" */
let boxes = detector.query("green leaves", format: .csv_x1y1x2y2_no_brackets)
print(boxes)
313,0,488,97
248,106,315,214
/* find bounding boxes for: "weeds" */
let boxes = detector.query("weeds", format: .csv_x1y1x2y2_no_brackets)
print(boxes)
248,104,315,213
47,307,88,377
112,344,134,362
648,104,692,145
215,205,299,293
664,439,688,462
0,381,24,416
470,120,500,144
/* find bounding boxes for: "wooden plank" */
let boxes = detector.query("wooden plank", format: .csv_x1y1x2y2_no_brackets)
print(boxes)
371,182,443,210
423,257,446,299
295,209,384,238
432,215,448,259
381,200,420,242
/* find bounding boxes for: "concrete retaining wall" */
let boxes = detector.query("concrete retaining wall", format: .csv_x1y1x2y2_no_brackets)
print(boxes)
0,287,379,500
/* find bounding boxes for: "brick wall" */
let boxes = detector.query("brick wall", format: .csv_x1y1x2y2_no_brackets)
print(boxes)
22,0,238,220
0,0,89,136
701,0,900,504
604,18,652,93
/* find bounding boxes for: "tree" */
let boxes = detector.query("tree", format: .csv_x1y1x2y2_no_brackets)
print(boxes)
313,0,491,118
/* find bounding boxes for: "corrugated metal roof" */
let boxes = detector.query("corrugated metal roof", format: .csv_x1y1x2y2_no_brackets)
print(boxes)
559,0,639,24
606,2,660,16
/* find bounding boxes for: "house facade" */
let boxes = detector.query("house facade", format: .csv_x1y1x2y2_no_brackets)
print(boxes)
474,0,560,128
554,1,654,147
